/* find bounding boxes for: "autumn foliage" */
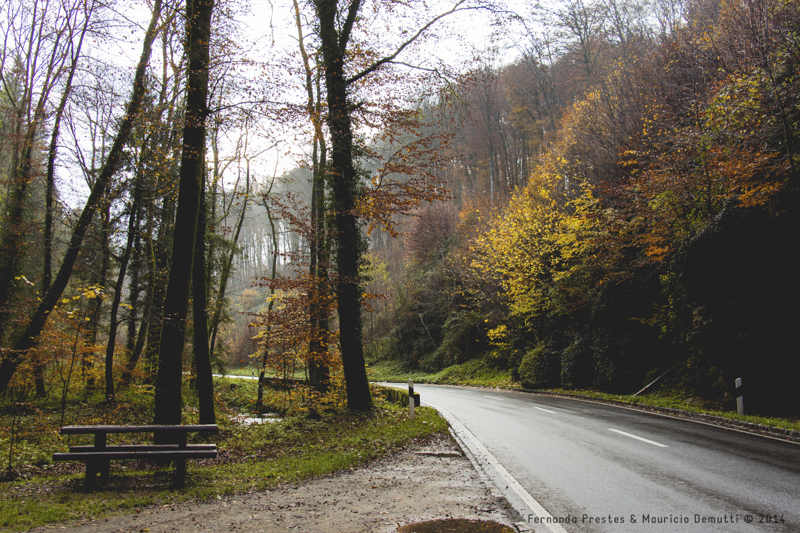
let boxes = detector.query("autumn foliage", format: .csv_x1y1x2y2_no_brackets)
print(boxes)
374,0,799,416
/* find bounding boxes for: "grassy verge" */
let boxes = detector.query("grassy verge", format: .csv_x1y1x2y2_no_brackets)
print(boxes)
0,380,447,531
369,358,518,389
544,388,800,432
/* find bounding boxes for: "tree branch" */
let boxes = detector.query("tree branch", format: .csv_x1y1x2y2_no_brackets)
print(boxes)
347,0,482,85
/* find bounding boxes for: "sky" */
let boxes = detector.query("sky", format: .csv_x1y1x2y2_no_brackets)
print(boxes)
59,0,537,206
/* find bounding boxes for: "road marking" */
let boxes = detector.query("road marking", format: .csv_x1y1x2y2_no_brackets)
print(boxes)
426,401,569,533
534,406,556,414
608,428,668,448
484,395,505,401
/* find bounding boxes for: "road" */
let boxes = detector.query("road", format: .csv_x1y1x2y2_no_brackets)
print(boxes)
385,383,800,533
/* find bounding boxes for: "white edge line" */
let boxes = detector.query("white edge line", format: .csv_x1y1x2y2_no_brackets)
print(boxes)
608,428,669,448
534,406,556,414
426,401,569,533
518,392,800,447
484,395,506,401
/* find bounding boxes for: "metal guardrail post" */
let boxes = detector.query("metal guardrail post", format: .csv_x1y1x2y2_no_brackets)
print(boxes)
736,377,744,415
409,379,415,419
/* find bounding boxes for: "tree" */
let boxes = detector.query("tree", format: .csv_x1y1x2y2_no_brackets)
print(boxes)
311,0,481,411
0,0,164,394
154,0,216,425
0,0,94,346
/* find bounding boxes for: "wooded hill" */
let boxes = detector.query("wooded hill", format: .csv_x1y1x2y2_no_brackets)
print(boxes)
368,0,800,417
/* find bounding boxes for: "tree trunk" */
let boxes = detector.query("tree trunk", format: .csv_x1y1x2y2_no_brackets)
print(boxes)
294,1,331,393
208,162,250,360
255,198,280,413
193,179,216,424
314,0,373,411
153,0,215,425
143,192,175,383
104,177,144,398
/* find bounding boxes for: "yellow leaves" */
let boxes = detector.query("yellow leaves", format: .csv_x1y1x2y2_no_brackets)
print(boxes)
486,325,509,348
469,167,575,315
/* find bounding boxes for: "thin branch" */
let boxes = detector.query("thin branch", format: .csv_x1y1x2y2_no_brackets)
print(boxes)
347,0,484,85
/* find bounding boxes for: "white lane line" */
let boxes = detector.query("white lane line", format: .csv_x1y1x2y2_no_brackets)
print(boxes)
426,401,569,533
608,428,669,448
534,406,556,414
484,395,506,401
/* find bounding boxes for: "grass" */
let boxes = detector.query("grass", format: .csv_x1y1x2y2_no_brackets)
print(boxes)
221,366,306,379
369,358,518,389
0,378,447,531
546,388,800,432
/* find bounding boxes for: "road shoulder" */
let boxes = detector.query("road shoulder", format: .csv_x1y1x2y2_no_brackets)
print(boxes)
31,434,520,533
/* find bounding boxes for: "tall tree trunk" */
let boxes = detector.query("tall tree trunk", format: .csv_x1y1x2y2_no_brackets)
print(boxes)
44,3,93,293
120,201,156,388
34,14,92,397
153,0,215,425
0,0,164,395
103,178,144,398
125,229,143,356
208,163,250,360
85,198,112,390
314,0,373,411
255,199,280,412
193,179,216,424
294,0,330,393
0,2,74,344
143,191,176,383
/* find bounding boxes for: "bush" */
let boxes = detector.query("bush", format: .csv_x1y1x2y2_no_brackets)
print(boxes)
560,334,594,388
517,345,561,388
419,311,489,371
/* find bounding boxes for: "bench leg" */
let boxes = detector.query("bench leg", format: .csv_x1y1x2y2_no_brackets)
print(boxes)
84,460,99,490
100,459,111,483
174,458,187,488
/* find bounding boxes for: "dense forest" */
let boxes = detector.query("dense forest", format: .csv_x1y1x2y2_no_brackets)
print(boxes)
1,0,798,422
365,0,800,417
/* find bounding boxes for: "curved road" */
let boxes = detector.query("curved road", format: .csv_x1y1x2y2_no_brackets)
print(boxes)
387,384,799,533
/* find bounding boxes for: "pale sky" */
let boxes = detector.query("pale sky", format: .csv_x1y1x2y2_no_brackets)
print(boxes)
59,0,535,206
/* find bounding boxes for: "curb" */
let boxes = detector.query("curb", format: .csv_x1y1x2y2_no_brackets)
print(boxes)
446,427,530,533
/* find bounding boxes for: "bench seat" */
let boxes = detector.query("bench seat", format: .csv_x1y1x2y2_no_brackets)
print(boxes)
55,424,218,489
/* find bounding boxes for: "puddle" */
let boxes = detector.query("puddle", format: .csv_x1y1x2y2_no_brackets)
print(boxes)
233,413,282,425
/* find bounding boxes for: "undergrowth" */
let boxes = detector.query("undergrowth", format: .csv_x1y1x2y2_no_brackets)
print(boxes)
369,358,518,389
548,389,800,432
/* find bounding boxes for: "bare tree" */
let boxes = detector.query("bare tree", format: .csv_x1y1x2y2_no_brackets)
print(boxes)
0,0,165,395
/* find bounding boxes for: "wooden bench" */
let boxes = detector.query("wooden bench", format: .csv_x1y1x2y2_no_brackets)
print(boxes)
53,424,218,489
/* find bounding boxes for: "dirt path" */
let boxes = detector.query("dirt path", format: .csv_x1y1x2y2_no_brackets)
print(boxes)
30,434,520,533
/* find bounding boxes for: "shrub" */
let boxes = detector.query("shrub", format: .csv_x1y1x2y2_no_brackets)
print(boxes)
517,345,561,388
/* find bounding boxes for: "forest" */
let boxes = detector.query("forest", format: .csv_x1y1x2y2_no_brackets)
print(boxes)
0,0,798,443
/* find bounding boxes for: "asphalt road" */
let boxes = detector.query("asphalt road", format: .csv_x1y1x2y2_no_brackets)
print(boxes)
387,384,800,533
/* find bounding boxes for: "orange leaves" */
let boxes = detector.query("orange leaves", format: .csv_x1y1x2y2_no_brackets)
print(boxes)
358,175,450,237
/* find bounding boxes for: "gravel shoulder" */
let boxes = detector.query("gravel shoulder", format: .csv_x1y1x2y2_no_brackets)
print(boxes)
29,434,520,533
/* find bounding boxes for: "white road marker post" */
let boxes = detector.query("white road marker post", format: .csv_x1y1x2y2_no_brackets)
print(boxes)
409,379,415,419
736,377,744,415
